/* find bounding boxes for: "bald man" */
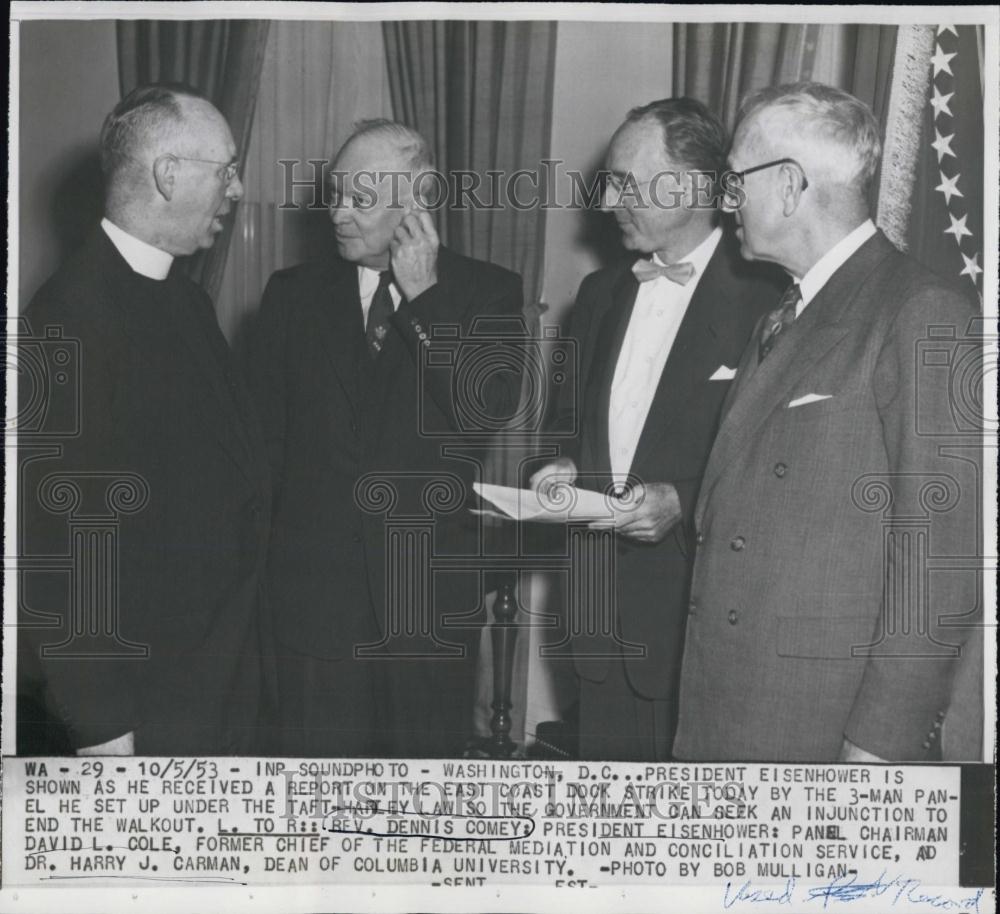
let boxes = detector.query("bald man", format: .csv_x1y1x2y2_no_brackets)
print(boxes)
19,85,274,755
249,119,524,758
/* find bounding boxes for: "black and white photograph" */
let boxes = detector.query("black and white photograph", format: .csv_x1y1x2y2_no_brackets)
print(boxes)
3,2,997,911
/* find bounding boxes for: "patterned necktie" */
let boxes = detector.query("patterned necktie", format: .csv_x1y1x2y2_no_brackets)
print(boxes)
631,258,696,285
366,270,394,358
758,283,802,363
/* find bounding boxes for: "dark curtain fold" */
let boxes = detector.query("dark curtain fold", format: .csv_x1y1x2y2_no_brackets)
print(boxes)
383,20,557,309
117,20,270,299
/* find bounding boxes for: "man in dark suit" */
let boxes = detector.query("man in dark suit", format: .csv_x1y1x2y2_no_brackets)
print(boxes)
249,120,524,758
529,98,782,761
19,85,272,755
675,83,981,761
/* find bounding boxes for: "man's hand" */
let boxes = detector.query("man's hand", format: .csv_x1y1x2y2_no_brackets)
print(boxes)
838,737,887,763
528,458,578,500
390,211,439,300
77,731,135,756
594,482,682,544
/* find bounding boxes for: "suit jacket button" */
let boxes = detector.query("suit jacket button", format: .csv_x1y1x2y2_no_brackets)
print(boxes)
774,463,787,477
922,740,932,750
730,536,745,551
695,531,705,545
727,609,739,625
688,598,697,615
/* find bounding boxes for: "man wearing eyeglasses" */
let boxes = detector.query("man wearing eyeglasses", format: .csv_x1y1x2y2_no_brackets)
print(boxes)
529,98,783,761
675,82,981,762
19,84,273,756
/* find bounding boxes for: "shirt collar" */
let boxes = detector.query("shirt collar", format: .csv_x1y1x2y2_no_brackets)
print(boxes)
357,264,402,300
795,219,877,314
101,218,174,281
651,226,723,280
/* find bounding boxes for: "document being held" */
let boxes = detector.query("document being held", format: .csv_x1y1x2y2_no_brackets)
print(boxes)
473,482,621,524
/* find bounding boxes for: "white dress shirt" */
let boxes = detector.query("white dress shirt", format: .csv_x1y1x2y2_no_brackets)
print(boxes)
101,218,174,281
794,219,877,316
608,226,722,486
358,265,402,326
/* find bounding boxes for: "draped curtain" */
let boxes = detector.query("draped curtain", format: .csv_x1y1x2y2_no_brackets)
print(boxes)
383,20,557,309
216,21,393,344
117,20,270,302
672,23,897,214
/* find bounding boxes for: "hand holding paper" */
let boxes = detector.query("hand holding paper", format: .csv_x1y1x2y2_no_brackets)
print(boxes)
592,481,682,544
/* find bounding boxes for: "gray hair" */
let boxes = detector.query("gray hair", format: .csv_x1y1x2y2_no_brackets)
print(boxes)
342,118,435,174
737,82,881,194
99,83,206,182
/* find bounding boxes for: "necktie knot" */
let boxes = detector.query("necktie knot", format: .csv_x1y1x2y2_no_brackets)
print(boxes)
631,258,696,286
758,283,801,362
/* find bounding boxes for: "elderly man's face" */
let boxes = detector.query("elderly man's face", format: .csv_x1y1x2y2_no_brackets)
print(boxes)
602,118,697,256
724,119,785,263
329,136,415,270
168,100,243,255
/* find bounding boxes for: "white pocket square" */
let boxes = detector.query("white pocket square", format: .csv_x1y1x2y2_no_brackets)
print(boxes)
788,393,833,408
709,365,737,381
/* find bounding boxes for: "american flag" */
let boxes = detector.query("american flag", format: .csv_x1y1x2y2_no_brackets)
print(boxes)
908,25,985,305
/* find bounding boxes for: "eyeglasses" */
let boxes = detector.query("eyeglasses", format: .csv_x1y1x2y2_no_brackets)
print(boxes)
169,155,240,183
722,158,809,196
604,172,657,195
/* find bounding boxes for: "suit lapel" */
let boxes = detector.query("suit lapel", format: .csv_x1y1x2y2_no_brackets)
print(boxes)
628,244,727,473
314,260,366,421
586,265,639,479
700,232,897,497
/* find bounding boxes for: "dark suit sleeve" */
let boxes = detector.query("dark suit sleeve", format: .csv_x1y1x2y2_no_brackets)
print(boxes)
391,263,526,435
244,273,291,500
19,295,140,750
844,284,980,759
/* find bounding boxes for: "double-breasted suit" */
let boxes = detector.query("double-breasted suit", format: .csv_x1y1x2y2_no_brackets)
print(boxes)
249,246,523,757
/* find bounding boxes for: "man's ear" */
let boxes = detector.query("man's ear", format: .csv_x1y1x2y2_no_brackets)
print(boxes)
152,155,177,202
780,162,806,217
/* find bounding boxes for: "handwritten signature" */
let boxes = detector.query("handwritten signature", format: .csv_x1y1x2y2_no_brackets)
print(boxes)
724,872,985,914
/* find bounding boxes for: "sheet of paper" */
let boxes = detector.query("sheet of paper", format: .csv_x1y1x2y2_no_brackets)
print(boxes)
473,482,618,523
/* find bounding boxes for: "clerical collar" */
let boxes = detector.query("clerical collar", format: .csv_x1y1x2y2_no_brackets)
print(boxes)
650,226,722,276
101,218,174,281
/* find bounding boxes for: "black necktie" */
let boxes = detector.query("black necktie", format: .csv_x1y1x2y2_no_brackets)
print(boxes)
758,283,802,362
366,271,394,357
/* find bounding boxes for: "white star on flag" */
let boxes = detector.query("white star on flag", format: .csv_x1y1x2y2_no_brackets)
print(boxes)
935,171,963,205
944,213,973,242
930,45,957,76
937,25,959,37
931,129,956,163
959,251,982,280
929,87,954,120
